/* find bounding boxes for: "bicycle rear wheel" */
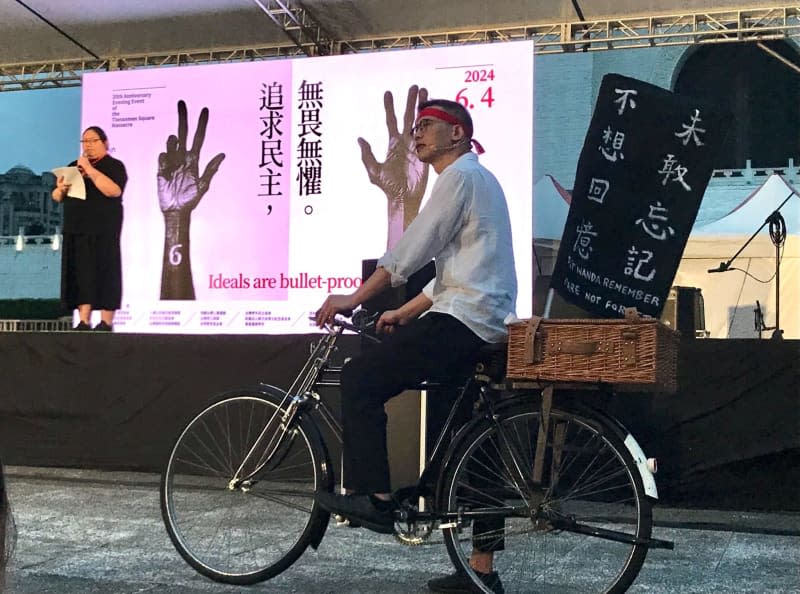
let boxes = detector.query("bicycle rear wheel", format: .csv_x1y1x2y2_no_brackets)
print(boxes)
160,390,331,585
440,403,652,594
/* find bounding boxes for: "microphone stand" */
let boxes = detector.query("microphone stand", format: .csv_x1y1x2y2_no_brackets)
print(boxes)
707,191,795,340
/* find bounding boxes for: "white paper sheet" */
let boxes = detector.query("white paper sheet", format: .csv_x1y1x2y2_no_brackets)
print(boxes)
52,166,87,200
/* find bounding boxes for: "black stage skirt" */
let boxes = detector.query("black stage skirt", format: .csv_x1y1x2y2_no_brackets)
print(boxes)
61,233,122,312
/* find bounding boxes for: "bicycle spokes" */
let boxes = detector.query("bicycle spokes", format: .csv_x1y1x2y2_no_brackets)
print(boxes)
161,394,328,584
442,405,653,594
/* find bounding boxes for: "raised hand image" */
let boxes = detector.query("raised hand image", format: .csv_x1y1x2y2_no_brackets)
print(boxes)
158,100,226,300
358,85,429,249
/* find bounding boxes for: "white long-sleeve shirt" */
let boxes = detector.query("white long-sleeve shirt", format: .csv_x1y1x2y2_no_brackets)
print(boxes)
377,152,517,343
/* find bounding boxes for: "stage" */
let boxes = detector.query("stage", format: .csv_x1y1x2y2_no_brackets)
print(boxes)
0,332,797,510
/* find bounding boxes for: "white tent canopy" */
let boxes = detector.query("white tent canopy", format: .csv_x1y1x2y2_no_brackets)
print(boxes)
695,174,800,237
677,174,800,338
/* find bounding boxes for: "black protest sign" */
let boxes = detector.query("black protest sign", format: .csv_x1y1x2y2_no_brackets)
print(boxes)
550,73,728,318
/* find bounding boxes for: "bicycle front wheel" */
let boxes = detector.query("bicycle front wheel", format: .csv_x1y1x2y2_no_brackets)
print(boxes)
160,390,331,585
441,404,653,594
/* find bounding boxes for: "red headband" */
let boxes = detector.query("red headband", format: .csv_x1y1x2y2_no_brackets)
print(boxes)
416,107,485,154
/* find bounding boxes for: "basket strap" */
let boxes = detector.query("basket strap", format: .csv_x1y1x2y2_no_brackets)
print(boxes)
556,340,599,355
523,316,542,364
624,307,641,321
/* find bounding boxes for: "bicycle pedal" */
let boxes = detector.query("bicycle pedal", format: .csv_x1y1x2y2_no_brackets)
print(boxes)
333,514,362,528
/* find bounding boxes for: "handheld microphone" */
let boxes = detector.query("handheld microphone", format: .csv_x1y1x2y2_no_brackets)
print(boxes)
707,262,728,273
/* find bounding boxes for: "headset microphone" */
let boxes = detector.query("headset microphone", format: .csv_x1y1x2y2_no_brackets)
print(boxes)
428,138,469,152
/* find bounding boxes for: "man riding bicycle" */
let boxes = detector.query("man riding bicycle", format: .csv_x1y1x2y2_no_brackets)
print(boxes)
315,97,517,594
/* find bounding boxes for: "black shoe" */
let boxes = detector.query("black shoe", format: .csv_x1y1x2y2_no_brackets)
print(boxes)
315,492,395,534
427,569,504,594
73,321,91,331
93,321,113,332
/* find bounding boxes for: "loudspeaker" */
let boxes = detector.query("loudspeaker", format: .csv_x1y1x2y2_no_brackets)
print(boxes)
660,286,707,338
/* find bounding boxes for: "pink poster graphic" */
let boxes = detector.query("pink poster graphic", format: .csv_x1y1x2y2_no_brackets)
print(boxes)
81,41,534,334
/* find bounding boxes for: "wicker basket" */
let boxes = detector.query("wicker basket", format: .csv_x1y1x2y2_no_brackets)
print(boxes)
506,315,680,393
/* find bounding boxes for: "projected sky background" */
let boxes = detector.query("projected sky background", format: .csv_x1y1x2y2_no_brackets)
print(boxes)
0,87,81,174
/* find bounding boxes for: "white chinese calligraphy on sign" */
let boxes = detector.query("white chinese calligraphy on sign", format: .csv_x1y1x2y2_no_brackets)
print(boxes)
635,201,676,241
614,88,638,115
675,108,706,147
658,154,691,191
599,127,625,162
573,220,598,260
588,178,610,204
624,246,657,282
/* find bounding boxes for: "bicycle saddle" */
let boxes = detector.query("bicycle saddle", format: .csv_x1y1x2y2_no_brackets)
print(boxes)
474,343,507,382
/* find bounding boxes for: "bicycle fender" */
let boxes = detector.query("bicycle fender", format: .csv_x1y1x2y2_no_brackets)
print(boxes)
568,400,659,501
452,393,659,500
623,434,658,500
254,382,290,401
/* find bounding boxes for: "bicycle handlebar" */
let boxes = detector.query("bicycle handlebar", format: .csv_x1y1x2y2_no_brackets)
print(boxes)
337,310,380,342
310,309,381,342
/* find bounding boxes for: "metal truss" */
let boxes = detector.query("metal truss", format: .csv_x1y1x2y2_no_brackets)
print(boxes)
0,45,302,92
351,5,800,52
251,0,351,56
2,5,800,92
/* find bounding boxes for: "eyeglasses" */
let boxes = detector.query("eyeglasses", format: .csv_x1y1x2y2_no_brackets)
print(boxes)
80,138,103,144
410,118,441,136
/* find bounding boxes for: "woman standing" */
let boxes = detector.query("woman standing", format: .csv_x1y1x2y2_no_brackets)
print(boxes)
52,126,128,331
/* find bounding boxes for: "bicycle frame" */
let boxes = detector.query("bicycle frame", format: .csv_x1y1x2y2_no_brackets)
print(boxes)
229,323,346,488
227,315,489,504
230,316,673,551
226,319,540,506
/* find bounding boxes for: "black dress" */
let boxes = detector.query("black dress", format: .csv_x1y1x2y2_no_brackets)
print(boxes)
60,154,128,311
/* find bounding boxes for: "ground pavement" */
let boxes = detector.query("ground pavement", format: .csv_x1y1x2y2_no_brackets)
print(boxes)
2,467,799,593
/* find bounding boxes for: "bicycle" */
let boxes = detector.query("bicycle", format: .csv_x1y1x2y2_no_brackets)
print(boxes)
160,312,673,593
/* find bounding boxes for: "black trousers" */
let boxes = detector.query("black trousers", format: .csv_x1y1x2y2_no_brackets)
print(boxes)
339,312,485,494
